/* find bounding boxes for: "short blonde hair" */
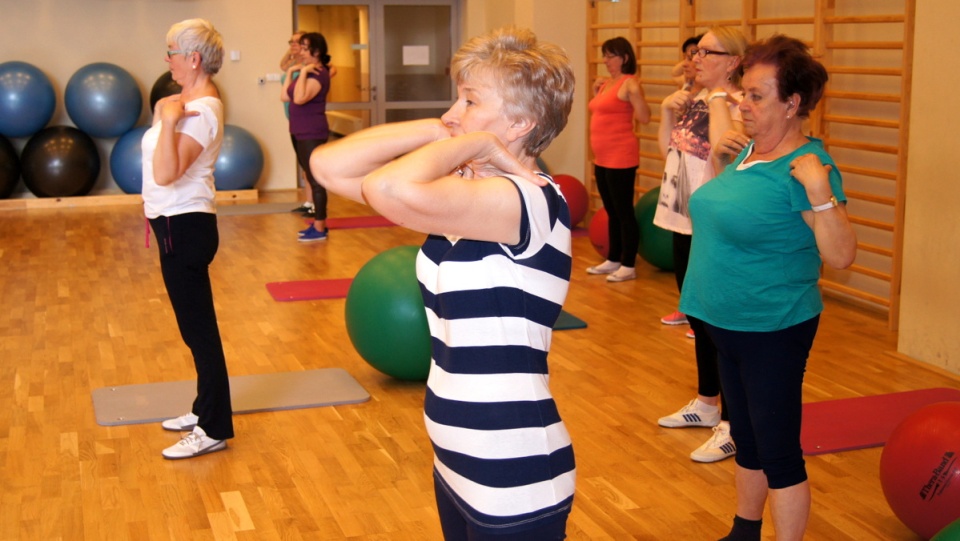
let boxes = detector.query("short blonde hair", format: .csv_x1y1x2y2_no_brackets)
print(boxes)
707,26,749,86
450,27,575,158
167,19,224,75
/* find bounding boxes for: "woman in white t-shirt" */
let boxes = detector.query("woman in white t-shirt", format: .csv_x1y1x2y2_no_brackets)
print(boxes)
653,26,748,465
142,18,233,460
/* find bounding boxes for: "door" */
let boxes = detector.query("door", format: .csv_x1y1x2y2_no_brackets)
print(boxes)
295,0,460,137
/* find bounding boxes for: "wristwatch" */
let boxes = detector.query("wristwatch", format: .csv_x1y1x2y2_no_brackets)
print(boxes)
811,195,839,212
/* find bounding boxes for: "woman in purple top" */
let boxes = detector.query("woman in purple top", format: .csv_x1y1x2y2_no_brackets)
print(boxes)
282,31,332,242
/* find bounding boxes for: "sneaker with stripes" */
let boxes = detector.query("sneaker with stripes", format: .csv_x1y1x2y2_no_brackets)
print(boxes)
657,398,721,428
690,422,737,463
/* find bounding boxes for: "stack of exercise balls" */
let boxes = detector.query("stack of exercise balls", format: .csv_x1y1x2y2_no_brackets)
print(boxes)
0,61,264,199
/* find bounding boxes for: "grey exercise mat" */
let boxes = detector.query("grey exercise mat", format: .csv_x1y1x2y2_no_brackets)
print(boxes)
92,368,370,426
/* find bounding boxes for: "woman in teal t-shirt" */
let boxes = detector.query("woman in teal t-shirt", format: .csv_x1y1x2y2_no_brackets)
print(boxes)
680,35,857,541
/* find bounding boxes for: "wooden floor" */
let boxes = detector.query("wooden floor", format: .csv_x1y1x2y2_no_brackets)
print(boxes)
1,191,956,540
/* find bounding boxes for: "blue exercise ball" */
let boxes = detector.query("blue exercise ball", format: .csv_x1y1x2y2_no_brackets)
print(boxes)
0,61,56,138
21,126,100,198
65,63,142,138
0,135,21,198
109,126,149,194
215,125,263,191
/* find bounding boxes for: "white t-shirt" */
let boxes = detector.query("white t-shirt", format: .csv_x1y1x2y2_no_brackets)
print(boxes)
141,96,223,219
654,90,742,235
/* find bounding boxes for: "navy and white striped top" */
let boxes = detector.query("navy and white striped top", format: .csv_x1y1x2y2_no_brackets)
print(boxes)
418,173,575,533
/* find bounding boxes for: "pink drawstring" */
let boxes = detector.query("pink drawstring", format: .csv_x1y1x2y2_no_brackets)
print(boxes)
144,217,173,254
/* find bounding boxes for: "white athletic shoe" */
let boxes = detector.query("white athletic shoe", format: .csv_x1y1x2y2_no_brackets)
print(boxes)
161,412,199,432
658,399,721,428
690,422,737,463
586,260,621,275
162,426,226,460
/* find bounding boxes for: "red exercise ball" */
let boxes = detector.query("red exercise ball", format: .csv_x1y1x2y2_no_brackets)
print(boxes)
552,174,588,227
880,401,960,540
588,208,609,258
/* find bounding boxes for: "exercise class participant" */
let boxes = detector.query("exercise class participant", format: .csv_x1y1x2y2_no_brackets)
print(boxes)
312,27,576,540
143,18,233,459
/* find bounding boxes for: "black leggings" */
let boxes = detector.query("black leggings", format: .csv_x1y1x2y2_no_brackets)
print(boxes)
150,212,234,440
594,165,638,268
705,316,818,489
294,137,329,220
673,232,728,421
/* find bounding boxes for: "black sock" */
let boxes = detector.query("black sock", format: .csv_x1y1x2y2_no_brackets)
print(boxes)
718,515,762,541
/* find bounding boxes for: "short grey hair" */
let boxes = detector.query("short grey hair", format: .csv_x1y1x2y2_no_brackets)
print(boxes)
167,18,224,75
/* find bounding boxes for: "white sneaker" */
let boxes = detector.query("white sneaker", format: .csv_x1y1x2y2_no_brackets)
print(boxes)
658,399,721,428
162,426,226,460
161,412,199,432
586,260,620,275
606,267,636,282
691,422,737,463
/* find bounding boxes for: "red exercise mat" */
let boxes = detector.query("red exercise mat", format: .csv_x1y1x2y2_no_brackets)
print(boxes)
266,278,353,301
326,215,396,229
801,387,960,455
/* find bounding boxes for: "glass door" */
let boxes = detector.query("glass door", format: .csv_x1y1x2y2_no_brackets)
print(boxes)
296,0,459,137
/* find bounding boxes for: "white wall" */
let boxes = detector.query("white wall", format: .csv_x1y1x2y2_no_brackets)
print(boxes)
898,0,960,375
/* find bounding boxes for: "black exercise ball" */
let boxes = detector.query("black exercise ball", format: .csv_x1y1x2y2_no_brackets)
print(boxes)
149,72,182,113
21,126,100,198
0,135,21,199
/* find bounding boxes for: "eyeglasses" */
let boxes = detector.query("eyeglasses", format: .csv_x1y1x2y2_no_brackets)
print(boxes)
693,48,731,59
166,50,187,58
602,53,619,59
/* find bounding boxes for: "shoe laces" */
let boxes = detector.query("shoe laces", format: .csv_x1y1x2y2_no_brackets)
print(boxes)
707,425,730,447
179,431,203,446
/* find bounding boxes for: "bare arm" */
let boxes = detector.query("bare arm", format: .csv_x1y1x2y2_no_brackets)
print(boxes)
792,154,857,269
280,65,299,103
291,65,321,105
362,131,536,243
151,97,203,186
658,89,691,158
706,89,743,170
624,77,651,125
311,119,450,203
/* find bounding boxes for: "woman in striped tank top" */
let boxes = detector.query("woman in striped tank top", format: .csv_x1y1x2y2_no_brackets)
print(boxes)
312,27,576,540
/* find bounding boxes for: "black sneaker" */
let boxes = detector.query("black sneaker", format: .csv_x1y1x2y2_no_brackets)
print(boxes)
291,202,314,214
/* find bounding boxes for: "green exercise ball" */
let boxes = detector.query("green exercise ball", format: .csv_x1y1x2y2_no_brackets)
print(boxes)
344,245,431,381
634,187,674,271
933,518,960,541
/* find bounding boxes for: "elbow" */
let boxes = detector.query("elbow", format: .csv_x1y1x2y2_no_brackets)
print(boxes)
825,250,856,270
154,176,175,187
823,240,858,270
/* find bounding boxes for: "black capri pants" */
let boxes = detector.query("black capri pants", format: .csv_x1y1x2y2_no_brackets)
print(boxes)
704,315,819,489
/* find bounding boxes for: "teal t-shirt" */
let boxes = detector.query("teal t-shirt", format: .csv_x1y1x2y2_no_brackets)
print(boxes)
678,137,846,332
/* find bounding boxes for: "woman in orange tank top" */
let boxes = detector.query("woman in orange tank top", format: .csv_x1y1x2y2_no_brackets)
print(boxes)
586,37,651,282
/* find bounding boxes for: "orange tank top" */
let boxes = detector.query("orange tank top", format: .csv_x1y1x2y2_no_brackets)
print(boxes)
588,76,639,169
